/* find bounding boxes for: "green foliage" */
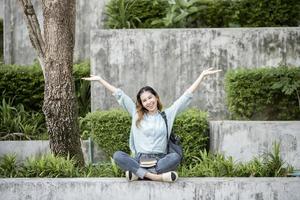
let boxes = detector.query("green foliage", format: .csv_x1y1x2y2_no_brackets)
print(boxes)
225,66,300,120
0,98,47,140
0,154,123,178
80,109,132,156
105,0,169,28
0,154,22,178
81,158,123,177
0,63,44,112
153,0,238,28
236,0,300,27
80,108,209,165
0,143,293,177
105,0,300,28
172,109,209,166
73,61,91,117
0,61,90,117
179,142,293,177
22,154,80,178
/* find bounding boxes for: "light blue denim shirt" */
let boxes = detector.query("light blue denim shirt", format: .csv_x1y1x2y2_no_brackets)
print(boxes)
113,89,193,155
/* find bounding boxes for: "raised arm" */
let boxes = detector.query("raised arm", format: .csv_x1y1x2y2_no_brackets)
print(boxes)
82,75,117,93
82,75,136,116
185,68,222,94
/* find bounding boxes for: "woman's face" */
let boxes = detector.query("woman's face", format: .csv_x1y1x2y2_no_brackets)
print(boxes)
140,91,158,114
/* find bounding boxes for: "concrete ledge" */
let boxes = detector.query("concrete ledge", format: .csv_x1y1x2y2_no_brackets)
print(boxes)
1,178,300,200
0,140,107,164
209,121,300,168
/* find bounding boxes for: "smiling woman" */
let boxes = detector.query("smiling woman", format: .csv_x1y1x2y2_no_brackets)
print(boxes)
82,68,221,182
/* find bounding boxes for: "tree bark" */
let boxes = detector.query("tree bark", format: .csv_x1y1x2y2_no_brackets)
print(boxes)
19,0,84,166
41,0,84,166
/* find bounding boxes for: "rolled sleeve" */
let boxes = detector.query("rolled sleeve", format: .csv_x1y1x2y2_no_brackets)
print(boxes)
112,88,136,117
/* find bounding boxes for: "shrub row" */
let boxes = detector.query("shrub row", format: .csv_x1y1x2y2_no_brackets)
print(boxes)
0,154,122,178
225,66,300,120
0,98,47,140
0,143,292,178
179,143,293,177
0,61,91,117
80,108,209,166
104,0,300,28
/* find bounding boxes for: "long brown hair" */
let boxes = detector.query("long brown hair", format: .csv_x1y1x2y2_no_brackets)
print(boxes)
136,86,163,128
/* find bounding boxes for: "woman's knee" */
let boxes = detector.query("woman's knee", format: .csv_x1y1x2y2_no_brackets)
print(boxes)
113,150,126,162
170,152,181,163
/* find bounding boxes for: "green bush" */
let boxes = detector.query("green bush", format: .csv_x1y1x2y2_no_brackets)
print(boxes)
81,158,123,177
225,66,300,120
105,0,300,28
0,143,292,177
0,98,47,140
22,154,80,178
80,108,209,167
0,154,22,178
0,61,90,117
179,142,293,177
80,109,132,156
236,0,300,27
172,109,209,166
153,0,238,28
0,154,123,178
105,0,169,28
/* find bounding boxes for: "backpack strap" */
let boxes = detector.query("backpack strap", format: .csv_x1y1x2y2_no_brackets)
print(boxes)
160,111,170,151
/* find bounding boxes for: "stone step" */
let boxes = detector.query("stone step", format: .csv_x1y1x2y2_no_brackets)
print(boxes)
209,121,300,169
1,178,300,200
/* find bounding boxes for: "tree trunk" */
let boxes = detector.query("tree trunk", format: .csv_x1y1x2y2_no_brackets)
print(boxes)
42,0,84,166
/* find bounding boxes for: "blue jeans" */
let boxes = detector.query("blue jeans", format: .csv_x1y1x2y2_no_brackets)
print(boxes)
113,151,181,179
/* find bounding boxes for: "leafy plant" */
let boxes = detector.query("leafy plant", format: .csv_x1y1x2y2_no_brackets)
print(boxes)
0,98,47,140
179,142,293,177
105,0,169,28
0,154,22,178
0,61,90,118
80,109,132,156
80,108,209,163
22,154,79,178
225,67,300,120
262,142,291,177
105,0,300,28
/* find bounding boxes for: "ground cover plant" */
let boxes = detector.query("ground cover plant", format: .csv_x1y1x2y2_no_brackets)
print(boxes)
0,61,91,140
105,0,300,28
0,143,292,178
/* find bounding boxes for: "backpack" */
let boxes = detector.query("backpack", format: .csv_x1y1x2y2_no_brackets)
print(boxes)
160,111,183,159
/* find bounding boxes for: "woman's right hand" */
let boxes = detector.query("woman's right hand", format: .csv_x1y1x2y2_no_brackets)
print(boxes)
82,75,117,93
81,75,102,81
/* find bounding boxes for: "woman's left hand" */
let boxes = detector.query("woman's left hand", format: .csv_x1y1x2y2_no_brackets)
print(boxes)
200,68,222,77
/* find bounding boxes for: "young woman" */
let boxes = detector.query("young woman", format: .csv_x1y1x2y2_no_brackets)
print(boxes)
82,68,221,182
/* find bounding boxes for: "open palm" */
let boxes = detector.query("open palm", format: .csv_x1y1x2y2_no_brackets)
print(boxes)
81,75,101,81
201,68,222,77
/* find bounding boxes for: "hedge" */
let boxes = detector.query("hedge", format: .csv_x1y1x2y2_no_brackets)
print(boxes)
0,61,90,117
105,0,169,28
225,66,300,120
104,0,300,28
80,108,209,166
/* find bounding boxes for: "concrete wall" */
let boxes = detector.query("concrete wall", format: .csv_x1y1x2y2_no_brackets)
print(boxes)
210,121,300,168
3,0,108,65
1,178,300,200
0,0,3,19
91,28,300,119
0,140,107,164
